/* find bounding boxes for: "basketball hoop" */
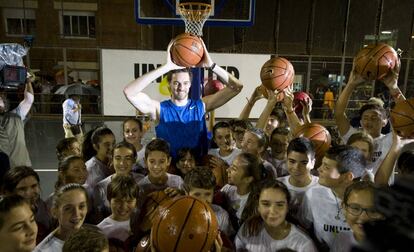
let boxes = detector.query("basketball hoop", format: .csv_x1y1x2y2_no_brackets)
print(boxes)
178,2,211,36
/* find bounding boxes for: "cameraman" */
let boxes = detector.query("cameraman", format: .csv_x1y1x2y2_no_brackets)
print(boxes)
0,78,34,168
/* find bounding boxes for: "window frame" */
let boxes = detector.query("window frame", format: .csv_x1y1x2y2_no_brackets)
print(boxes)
59,10,95,39
3,8,36,37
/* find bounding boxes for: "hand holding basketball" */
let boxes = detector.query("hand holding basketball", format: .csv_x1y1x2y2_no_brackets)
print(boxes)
348,65,366,87
381,58,400,89
166,39,185,70
196,38,214,68
252,85,265,102
282,86,294,111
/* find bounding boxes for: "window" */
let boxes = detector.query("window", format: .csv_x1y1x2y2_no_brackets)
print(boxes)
3,8,36,36
60,11,95,38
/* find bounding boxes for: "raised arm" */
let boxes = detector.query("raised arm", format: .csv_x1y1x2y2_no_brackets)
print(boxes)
374,127,404,185
282,87,302,134
198,40,243,112
256,88,280,130
239,85,263,120
301,98,313,124
15,78,34,119
381,59,405,102
334,69,365,136
123,41,183,119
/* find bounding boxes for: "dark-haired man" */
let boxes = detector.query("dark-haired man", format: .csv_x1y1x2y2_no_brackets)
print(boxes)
124,40,242,160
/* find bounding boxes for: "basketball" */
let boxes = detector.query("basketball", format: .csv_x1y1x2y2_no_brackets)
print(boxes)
354,43,398,81
204,79,224,96
201,154,227,187
151,196,219,252
135,190,171,233
143,190,170,217
390,98,414,139
260,57,295,92
293,91,312,114
293,123,331,158
170,33,204,67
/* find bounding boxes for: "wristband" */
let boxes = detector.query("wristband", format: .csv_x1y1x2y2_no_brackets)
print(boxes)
211,64,230,83
209,63,216,71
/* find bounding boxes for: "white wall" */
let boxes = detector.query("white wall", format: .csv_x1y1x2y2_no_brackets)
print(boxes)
101,49,273,118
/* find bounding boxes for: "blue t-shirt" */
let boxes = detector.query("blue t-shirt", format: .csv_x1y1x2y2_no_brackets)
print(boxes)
156,99,208,160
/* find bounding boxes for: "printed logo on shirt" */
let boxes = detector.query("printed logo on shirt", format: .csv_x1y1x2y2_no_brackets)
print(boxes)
372,151,382,162
190,106,195,110
323,224,351,233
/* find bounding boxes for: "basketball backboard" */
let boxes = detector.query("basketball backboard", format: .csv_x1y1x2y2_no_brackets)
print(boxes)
135,0,255,26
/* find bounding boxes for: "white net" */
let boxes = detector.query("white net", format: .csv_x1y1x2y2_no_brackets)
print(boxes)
178,3,211,36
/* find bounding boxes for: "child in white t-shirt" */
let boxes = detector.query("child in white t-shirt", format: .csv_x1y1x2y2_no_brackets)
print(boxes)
208,121,242,168
221,152,264,227
300,145,366,251
97,175,139,243
183,167,234,238
94,141,143,221
278,137,319,220
35,184,89,252
235,180,316,252
331,181,384,252
137,138,183,198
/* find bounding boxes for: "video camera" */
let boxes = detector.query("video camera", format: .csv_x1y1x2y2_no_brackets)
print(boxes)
0,43,29,89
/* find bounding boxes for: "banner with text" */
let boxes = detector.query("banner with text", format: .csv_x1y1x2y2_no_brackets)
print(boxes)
101,49,271,118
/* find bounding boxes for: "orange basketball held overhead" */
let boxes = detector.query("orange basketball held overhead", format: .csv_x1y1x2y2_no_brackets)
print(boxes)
260,57,295,92
390,98,414,139
170,33,204,67
294,123,331,158
354,43,398,81
151,196,219,252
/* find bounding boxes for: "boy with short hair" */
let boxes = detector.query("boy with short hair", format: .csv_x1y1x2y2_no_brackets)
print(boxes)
335,64,404,175
300,145,366,251
277,137,318,218
63,226,108,252
263,127,291,177
138,138,183,198
183,167,234,237
97,175,139,242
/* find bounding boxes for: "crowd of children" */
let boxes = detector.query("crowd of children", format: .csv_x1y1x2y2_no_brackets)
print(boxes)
0,49,413,252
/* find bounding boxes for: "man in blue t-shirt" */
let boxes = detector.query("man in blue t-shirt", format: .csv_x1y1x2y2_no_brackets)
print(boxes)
124,40,243,160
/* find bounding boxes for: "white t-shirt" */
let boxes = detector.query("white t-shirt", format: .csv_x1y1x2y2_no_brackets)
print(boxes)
278,175,319,218
263,150,289,177
137,173,183,197
342,127,393,175
136,145,146,168
94,173,144,214
208,148,241,165
85,157,112,188
34,231,64,252
330,231,359,252
235,223,317,252
211,204,234,237
220,184,250,220
263,159,278,178
299,184,351,248
97,216,131,241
